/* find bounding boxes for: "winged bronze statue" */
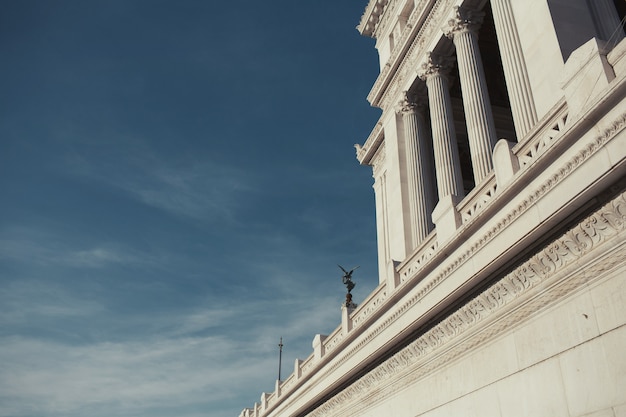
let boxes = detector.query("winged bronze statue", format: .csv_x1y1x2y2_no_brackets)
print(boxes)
338,264,359,293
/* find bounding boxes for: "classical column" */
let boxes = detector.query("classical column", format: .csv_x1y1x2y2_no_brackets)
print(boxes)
419,53,464,200
589,0,625,45
445,6,498,184
490,0,537,140
397,91,435,247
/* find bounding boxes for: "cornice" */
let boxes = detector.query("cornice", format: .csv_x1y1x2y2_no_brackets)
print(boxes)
372,0,401,40
366,0,453,109
355,119,384,166
357,0,391,38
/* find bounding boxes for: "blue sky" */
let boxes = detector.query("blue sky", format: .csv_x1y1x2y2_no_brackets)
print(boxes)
0,1,381,416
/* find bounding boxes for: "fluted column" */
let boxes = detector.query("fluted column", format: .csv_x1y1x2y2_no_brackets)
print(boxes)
589,0,625,44
419,53,464,200
446,6,497,184
398,91,435,247
490,0,538,140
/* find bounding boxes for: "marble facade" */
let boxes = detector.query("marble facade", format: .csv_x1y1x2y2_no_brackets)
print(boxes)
240,1,626,416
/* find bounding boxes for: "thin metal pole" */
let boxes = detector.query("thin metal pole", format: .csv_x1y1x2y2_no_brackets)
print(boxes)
278,337,283,381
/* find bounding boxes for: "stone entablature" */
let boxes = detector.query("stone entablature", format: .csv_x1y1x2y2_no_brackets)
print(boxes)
240,38,626,415
365,0,460,109
354,120,383,166
357,0,390,38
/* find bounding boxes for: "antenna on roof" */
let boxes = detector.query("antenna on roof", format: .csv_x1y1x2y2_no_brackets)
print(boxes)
278,337,284,381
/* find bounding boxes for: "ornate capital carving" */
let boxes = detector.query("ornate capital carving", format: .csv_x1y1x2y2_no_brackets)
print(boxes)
418,52,455,80
444,6,484,38
396,91,425,114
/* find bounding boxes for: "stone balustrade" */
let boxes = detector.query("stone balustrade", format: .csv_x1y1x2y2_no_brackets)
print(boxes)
398,231,438,284
515,102,569,171
458,174,498,225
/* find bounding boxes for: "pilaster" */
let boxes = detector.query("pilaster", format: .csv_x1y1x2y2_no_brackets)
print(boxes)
372,147,391,285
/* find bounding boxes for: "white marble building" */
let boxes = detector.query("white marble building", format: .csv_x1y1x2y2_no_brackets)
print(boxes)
240,0,626,416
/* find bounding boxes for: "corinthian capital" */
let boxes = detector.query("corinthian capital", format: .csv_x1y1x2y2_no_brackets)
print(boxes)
418,52,455,80
396,91,424,114
444,6,484,38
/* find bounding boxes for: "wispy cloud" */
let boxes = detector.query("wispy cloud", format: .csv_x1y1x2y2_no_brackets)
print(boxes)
61,140,254,223
0,286,339,417
0,279,104,326
0,335,272,417
0,232,157,270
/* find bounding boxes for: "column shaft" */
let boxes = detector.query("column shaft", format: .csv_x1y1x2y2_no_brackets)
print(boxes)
491,0,538,139
447,7,498,184
589,0,625,44
399,96,435,247
420,56,464,200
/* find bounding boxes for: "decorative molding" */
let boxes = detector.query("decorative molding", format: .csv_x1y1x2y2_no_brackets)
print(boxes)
373,0,401,39
418,52,455,79
459,175,498,224
280,374,297,393
299,355,315,376
352,287,388,328
396,90,427,114
517,111,569,171
367,0,456,110
323,329,345,354
250,107,626,417
308,106,626,399
358,0,392,38
399,233,438,283
310,184,626,417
